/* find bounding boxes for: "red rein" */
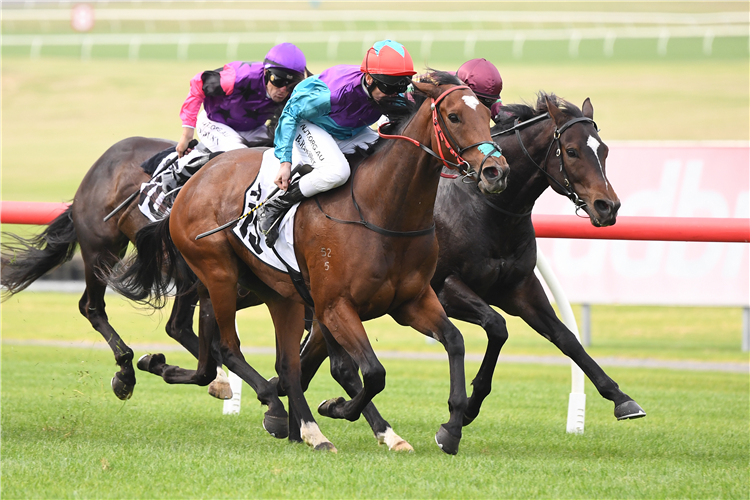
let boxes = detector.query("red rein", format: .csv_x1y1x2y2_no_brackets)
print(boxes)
377,85,471,178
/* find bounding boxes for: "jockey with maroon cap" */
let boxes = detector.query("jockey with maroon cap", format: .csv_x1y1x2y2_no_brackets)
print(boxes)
456,58,504,123
258,39,416,245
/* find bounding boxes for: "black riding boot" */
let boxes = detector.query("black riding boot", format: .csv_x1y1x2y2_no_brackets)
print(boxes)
259,181,306,247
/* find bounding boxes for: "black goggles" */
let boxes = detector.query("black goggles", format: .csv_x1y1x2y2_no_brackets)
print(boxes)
267,69,300,89
477,95,499,110
372,76,412,96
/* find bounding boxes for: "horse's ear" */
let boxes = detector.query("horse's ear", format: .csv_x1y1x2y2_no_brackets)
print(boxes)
545,95,565,126
412,80,442,100
582,98,594,119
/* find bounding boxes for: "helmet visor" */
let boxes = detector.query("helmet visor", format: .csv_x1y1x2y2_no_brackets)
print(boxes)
266,68,303,89
371,74,412,95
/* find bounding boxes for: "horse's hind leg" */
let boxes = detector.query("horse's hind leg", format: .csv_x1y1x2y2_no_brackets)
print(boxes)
301,322,413,451
436,275,509,426
504,277,645,420
78,244,136,400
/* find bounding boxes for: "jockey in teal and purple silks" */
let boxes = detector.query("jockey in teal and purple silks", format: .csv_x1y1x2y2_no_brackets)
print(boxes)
259,39,417,245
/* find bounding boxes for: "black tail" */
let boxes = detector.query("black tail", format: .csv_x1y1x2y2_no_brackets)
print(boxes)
105,215,195,309
1,205,78,297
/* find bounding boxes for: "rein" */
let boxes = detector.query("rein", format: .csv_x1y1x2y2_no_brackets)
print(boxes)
486,112,599,217
315,83,504,238
378,84,503,183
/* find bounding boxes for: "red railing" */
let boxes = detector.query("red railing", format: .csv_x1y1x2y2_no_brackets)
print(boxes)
1,201,749,243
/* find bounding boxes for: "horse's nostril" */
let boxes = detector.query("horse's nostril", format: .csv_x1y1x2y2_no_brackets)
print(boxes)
594,199,613,216
483,167,499,179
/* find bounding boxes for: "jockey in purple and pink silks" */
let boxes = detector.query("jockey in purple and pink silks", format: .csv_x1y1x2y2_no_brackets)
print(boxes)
177,42,308,158
456,58,504,124
258,39,417,244
153,43,308,195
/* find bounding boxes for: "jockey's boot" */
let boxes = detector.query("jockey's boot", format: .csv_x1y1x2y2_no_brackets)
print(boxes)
259,181,306,247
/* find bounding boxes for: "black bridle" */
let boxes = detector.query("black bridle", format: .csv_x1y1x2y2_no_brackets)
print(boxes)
490,112,599,217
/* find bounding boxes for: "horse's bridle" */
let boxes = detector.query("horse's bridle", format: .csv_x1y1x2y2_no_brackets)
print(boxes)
378,84,503,182
491,112,599,216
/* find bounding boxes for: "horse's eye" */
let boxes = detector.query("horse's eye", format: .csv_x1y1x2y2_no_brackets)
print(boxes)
566,148,578,158
448,113,460,124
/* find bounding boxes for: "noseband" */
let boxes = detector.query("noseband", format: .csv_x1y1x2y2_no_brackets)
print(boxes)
378,84,503,182
492,112,599,214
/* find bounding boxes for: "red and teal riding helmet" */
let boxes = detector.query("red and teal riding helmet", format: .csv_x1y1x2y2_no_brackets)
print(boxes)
361,39,417,96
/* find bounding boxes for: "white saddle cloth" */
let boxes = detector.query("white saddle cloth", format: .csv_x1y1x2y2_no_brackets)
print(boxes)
232,149,301,273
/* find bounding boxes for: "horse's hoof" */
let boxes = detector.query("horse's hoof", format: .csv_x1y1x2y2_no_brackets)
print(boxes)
390,440,414,452
262,414,289,439
317,397,345,418
313,441,338,453
136,353,165,372
111,375,134,401
434,425,461,455
615,400,646,420
207,379,233,400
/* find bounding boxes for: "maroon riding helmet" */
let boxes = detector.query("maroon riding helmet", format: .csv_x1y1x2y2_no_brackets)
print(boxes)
456,58,503,112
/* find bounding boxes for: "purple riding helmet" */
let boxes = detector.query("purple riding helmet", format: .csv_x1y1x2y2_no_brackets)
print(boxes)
263,42,308,89
457,58,503,117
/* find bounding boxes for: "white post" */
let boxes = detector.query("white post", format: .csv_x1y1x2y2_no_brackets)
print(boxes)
581,303,591,347
742,306,749,353
535,249,586,434
222,320,243,415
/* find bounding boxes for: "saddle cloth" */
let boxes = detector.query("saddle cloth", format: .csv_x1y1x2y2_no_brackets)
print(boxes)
232,149,301,273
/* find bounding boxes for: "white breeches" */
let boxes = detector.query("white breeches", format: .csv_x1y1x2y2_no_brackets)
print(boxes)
195,110,272,153
290,120,379,197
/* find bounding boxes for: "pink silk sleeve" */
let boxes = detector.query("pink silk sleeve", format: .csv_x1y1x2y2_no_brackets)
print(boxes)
179,72,206,128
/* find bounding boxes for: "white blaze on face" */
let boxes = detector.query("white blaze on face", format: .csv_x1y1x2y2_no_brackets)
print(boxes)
586,135,608,189
462,95,480,110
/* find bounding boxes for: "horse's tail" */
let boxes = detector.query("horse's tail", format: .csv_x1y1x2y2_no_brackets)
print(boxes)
1,205,78,298
105,215,195,309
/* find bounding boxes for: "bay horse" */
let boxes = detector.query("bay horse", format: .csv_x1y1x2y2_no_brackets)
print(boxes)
294,92,645,441
109,72,509,454
0,136,267,400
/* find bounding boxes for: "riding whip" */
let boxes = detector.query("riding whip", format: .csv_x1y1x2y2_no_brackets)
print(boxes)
102,139,199,222
194,163,313,241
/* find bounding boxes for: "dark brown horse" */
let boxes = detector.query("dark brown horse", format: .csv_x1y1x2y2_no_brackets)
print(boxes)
295,93,644,442
0,137,265,400
109,72,509,454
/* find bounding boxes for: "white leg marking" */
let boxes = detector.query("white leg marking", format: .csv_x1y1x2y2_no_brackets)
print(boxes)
376,427,414,452
300,420,332,449
462,95,480,110
586,135,608,189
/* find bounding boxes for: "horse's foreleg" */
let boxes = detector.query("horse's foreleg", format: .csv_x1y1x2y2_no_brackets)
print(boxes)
391,288,468,455
305,321,412,451
78,248,135,400
505,276,646,420
437,275,509,426
269,299,336,452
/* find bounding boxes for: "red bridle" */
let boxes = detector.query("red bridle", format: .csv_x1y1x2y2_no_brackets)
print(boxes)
377,85,475,175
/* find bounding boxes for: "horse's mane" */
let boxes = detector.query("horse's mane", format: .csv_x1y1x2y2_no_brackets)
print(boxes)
493,92,583,130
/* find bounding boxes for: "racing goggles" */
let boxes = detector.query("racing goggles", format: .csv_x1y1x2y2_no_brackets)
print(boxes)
477,95,500,110
371,74,412,96
266,68,301,89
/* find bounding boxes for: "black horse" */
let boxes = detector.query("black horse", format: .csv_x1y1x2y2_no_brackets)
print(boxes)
0,136,268,400
295,93,645,445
